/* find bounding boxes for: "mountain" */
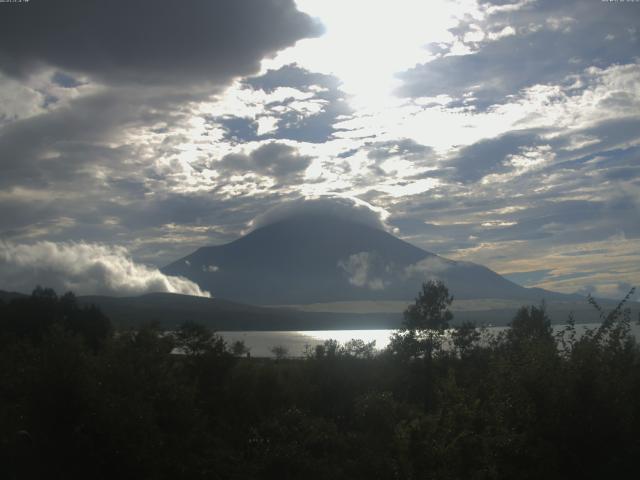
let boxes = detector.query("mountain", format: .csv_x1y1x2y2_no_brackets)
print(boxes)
162,214,575,305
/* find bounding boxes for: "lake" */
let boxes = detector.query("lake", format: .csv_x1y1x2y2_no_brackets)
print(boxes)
219,322,640,358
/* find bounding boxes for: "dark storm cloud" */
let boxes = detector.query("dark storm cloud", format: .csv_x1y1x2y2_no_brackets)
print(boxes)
0,0,321,86
217,142,312,182
398,0,639,109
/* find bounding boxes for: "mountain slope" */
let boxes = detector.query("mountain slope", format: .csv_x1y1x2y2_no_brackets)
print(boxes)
162,214,572,305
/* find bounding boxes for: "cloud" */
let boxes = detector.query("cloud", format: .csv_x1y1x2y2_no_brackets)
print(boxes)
502,269,553,287
447,129,542,183
245,63,339,94
217,142,313,182
0,2,327,268
0,0,321,86
0,87,177,189
397,0,639,109
0,0,637,302
216,116,261,143
365,138,433,162
337,252,464,292
404,256,456,279
240,64,352,143
577,282,639,302
338,252,391,291
0,241,210,297
248,195,391,232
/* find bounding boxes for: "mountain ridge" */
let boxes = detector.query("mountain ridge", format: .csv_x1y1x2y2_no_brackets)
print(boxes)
162,214,577,305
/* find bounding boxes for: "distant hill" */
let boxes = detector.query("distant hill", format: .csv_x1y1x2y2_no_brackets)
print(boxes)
76,292,403,330
162,214,578,305
0,290,28,302
5,288,396,330
79,294,636,331
2,289,636,330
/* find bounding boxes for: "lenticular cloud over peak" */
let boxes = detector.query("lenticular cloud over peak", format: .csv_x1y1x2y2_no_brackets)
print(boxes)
0,240,210,298
247,195,392,233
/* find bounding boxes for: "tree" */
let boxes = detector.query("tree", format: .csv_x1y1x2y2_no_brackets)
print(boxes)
341,338,377,359
60,292,112,351
270,345,289,360
231,339,250,358
403,280,453,332
174,321,226,357
388,281,454,360
508,304,552,344
452,321,481,357
0,287,112,350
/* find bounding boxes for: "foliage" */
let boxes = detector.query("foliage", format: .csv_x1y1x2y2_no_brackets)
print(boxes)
388,280,455,360
270,344,289,360
508,303,553,344
403,280,454,332
0,286,112,350
311,338,377,359
174,320,226,357
230,339,250,357
1,284,639,479
452,320,482,356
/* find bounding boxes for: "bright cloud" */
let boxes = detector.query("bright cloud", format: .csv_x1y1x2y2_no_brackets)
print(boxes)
270,0,481,109
338,252,390,291
0,0,638,299
0,241,210,297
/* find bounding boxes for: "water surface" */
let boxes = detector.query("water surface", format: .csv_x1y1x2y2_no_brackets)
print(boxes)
219,323,640,358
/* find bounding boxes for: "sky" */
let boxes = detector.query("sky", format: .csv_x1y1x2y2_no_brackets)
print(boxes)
0,0,639,299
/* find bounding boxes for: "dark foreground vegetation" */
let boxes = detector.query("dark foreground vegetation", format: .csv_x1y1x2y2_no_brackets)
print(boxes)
1,284,639,479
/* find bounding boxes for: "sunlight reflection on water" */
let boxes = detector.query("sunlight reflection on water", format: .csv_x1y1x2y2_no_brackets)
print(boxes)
218,330,391,358
219,323,640,358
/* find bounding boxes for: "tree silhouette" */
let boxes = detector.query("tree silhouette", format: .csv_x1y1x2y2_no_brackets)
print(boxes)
403,280,453,332
270,345,289,360
388,280,455,360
